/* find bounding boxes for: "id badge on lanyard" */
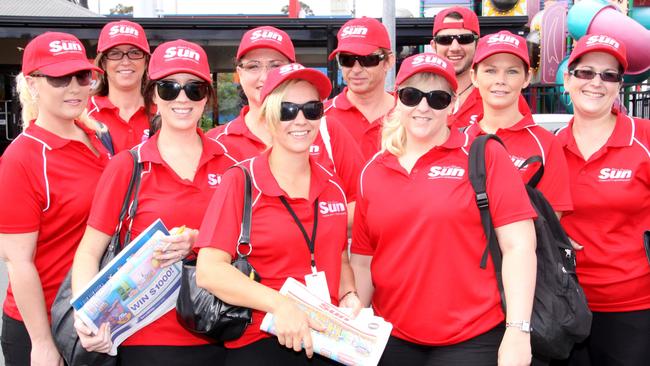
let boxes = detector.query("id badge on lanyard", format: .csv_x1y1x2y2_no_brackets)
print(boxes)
280,196,332,303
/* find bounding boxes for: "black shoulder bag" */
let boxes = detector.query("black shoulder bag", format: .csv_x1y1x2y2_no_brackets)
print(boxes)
51,150,142,366
176,165,261,341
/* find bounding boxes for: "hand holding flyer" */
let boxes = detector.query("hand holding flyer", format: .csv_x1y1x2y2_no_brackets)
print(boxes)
260,277,392,366
71,219,182,355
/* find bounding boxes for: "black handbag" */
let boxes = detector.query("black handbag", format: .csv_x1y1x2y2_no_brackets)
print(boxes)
176,165,261,341
50,150,142,366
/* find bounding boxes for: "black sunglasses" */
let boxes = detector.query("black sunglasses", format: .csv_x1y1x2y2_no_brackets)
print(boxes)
569,69,623,83
105,48,146,61
280,101,324,121
337,53,387,68
156,80,209,102
31,70,93,88
398,87,453,110
433,33,478,46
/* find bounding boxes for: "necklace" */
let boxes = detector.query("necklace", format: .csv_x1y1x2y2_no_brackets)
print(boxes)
452,84,473,114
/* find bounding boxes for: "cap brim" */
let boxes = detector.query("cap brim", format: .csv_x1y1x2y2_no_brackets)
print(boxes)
38,59,103,76
98,39,150,54
569,46,628,72
396,66,458,92
473,49,530,69
149,67,211,83
328,43,380,60
237,44,295,62
262,69,332,102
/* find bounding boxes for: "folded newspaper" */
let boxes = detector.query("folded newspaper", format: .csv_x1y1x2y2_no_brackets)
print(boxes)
260,277,392,366
71,219,182,355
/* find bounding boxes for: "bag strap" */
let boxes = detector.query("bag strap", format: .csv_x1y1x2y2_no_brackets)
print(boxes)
518,155,544,188
468,134,507,311
109,150,143,252
229,165,253,256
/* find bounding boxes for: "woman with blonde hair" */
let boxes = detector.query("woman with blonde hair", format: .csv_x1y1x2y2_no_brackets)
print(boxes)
351,53,537,366
0,32,109,366
196,64,361,365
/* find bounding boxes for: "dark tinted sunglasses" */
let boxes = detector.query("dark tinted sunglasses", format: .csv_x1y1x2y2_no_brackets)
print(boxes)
433,33,478,46
398,87,453,110
31,70,93,88
156,80,209,101
569,69,623,83
337,53,387,68
280,101,324,121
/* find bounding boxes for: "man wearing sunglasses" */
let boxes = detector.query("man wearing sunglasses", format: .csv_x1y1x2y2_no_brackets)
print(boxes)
325,17,396,160
431,6,531,128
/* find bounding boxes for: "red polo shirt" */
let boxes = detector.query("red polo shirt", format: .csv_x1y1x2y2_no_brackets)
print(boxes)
449,88,531,129
557,110,650,312
195,149,348,349
0,122,110,321
88,95,150,153
465,113,573,213
324,87,393,160
206,106,363,202
87,129,238,346
351,128,536,345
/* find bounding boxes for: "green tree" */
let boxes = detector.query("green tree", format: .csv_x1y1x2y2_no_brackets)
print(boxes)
110,4,134,15
216,73,241,124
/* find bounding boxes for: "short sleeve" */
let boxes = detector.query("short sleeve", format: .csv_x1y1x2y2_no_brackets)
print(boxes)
86,151,135,235
485,140,537,228
0,150,44,233
350,169,374,255
195,167,245,259
327,116,363,202
536,136,573,213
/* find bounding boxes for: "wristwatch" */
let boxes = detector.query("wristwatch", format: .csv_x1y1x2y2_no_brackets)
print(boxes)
505,320,532,333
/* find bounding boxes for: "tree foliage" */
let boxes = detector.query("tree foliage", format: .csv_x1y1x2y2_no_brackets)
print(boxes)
110,3,134,15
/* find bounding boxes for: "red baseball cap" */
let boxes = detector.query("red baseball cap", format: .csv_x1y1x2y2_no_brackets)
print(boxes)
432,6,480,37
22,32,102,77
473,31,530,68
148,40,211,83
396,53,458,92
567,34,628,72
328,17,391,60
260,63,332,102
236,26,296,62
98,20,150,54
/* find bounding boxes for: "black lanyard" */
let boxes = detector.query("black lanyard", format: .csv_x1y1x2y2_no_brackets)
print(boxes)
279,196,319,270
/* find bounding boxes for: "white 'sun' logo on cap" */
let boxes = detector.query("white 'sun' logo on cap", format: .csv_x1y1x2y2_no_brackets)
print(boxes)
586,35,619,49
341,26,368,38
279,64,304,75
487,34,520,47
411,54,447,69
164,46,200,63
108,25,139,37
250,29,283,43
49,40,82,54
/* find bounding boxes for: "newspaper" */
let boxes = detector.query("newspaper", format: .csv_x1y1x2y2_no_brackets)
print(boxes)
260,277,392,366
71,219,182,355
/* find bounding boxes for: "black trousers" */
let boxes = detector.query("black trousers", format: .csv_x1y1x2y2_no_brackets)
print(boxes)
118,343,227,366
224,337,338,366
552,308,650,366
1,313,31,366
379,325,505,366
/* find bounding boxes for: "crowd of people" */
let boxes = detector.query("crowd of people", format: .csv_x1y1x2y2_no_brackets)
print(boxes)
0,6,648,366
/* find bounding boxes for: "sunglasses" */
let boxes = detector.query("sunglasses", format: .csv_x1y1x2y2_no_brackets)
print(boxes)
30,70,93,88
337,53,387,68
569,69,623,83
280,101,324,121
156,80,209,101
105,48,146,61
433,33,478,46
398,87,453,110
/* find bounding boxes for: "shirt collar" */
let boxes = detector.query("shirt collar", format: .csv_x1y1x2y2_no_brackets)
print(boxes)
24,120,100,150
250,149,332,203
137,128,225,165
224,106,266,143
558,108,634,149
331,87,354,111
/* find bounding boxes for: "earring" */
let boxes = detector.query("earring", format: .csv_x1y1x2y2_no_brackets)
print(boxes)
561,90,572,106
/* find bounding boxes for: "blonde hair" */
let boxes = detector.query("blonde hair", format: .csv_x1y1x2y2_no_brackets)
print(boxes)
16,72,104,132
260,79,301,133
382,73,453,156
